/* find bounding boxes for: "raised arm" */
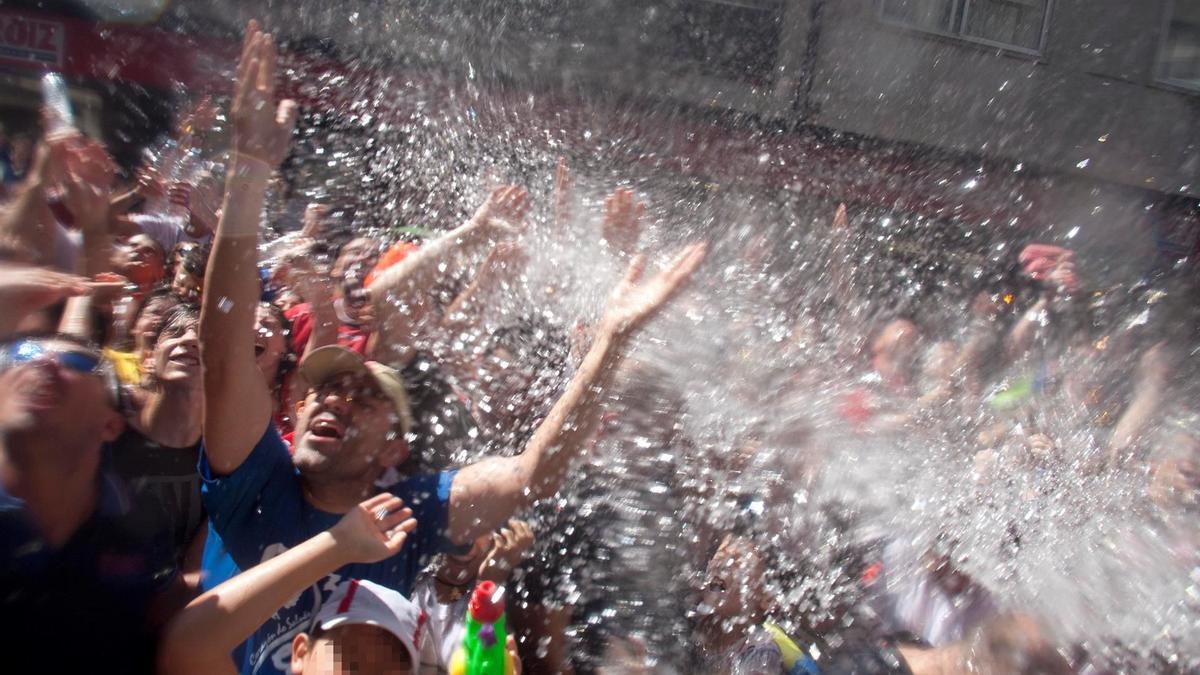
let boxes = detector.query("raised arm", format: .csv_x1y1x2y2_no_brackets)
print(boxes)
367,185,528,364
1004,295,1048,359
63,137,116,279
0,263,89,340
200,22,297,474
158,494,415,675
448,243,707,544
1108,341,1172,465
0,142,57,264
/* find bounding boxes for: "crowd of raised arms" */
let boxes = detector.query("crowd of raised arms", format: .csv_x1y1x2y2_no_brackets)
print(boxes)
0,19,1197,675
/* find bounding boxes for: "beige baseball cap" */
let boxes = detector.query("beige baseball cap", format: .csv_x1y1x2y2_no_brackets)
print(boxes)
298,345,413,438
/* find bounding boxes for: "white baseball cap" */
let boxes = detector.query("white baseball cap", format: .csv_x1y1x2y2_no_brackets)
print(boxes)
312,578,425,669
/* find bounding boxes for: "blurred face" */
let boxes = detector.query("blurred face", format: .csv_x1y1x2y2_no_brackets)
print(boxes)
255,304,288,382
436,533,493,586
150,312,200,386
695,536,765,642
292,625,412,675
9,137,32,170
332,238,380,290
873,319,919,376
116,235,166,287
293,371,407,481
170,266,202,303
133,296,179,358
0,338,123,454
972,290,1009,321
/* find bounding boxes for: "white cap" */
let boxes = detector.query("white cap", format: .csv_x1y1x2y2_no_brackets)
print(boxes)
313,578,425,669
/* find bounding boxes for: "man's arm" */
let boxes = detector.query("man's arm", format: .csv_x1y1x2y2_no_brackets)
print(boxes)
1108,341,1172,465
0,263,90,340
199,22,297,475
0,143,58,264
448,244,707,545
157,494,415,675
367,185,528,364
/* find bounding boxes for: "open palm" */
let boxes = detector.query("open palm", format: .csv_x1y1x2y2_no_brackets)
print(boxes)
232,21,298,168
599,243,706,337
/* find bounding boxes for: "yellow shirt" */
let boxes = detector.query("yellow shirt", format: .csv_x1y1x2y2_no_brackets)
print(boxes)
103,348,142,386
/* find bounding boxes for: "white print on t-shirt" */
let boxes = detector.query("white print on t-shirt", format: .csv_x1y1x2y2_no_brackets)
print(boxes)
250,542,345,674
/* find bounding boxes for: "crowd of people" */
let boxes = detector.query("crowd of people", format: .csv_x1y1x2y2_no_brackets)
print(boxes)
0,18,1197,675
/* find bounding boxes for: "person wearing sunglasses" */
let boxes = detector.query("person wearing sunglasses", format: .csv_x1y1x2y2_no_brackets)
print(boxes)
0,333,176,672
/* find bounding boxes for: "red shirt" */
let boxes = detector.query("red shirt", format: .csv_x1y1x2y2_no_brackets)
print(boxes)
285,302,370,356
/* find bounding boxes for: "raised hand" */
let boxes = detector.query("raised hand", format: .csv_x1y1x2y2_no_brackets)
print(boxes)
480,240,528,278
478,519,534,583
0,263,91,336
473,185,530,238
231,21,298,168
601,187,645,258
598,243,707,337
832,202,849,229
278,242,333,304
47,133,116,191
329,493,416,564
43,133,115,229
300,202,331,239
61,164,112,234
553,156,572,229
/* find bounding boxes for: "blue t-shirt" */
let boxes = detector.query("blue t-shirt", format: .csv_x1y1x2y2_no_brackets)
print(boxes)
0,470,175,672
199,424,460,675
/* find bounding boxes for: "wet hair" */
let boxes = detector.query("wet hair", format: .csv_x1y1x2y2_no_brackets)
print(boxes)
149,303,200,348
171,241,211,279
130,290,182,349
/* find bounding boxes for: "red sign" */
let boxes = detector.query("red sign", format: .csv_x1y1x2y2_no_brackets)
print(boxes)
0,12,64,69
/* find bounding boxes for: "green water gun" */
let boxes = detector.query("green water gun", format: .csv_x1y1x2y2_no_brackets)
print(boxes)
449,580,515,675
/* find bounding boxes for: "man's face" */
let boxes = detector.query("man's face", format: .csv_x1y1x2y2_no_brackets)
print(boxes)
293,371,407,481
133,297,179,358
116,235,166,287
0,338,122,450
150,312,200,385
332,238,380,290
294,624,411,675
436,533,494,586
254,304,288,382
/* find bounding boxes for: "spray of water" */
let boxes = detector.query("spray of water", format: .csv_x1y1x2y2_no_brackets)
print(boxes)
126,6,1200,671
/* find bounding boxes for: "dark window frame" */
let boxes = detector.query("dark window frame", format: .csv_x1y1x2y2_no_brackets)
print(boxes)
877,0,1053,56
1156,0,1200,92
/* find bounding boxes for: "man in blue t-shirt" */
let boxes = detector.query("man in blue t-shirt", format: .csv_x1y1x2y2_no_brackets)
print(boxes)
201,22,707,675
0,333,175,673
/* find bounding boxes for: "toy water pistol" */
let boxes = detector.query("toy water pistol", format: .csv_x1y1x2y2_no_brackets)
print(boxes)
449,580,515,675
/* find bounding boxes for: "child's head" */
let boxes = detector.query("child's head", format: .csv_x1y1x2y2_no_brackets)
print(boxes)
291,579,423,675
695,534,769,643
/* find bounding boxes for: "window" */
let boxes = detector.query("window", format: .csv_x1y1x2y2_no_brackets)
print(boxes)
879,0,1050,53
1160,0,1200,88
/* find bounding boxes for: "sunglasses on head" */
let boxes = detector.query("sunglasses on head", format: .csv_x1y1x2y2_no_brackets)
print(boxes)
1,340,104,375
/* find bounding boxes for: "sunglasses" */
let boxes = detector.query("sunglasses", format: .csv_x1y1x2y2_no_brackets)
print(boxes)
311,375,388,406
1,340,105,375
